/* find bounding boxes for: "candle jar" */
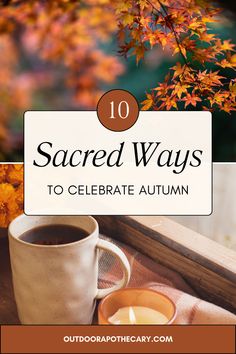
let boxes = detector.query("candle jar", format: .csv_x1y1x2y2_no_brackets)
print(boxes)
98,288,176,324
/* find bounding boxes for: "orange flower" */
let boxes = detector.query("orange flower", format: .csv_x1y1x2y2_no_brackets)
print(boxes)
0,165,8,182
6,164,23,185
0,164,23,228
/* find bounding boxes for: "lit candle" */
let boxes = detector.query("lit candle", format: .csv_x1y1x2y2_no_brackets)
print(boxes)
98,288,176,325
108,306,169,324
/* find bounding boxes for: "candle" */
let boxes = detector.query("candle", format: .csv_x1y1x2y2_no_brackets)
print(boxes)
98,288,177,325
108,306,169,324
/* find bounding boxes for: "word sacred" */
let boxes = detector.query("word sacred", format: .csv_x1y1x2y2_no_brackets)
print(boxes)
34,141,203,174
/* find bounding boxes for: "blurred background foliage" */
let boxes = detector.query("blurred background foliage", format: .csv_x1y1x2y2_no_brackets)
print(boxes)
0,2,236,162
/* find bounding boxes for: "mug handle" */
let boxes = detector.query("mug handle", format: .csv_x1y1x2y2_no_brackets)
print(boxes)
96,239,131,299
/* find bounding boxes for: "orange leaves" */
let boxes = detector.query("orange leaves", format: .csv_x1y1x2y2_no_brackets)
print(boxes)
217,58,235,69
138,0,149,11
134,1,236,112
134,44,146,64
160,96,177,110
116,0,136,28
208,91,229,107
171,62,185,78
0,0,125,112
115,1,132,14
116,0,236,96
220,40,235,52
154,78,171,96
0,35,38,153
158,32,174,50
229,79,236,94
145,32,158,48
208,71,226,86
174,82,190,99
141,93,154,110
199,32,216,43
120,13,134,27
172,43,187,58
142,65,236,112
182,94,201,108
197,70,225,87
0,0,235,117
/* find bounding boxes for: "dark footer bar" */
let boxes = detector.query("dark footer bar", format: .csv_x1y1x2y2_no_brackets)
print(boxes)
1,325,235,354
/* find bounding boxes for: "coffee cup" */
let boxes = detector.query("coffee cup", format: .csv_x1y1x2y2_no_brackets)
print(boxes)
8,215,130,324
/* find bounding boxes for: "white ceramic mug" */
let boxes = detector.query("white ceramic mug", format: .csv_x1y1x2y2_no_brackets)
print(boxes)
8,215,130,324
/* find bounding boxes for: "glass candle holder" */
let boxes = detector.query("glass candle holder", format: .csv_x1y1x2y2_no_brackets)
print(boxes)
98,288,177,325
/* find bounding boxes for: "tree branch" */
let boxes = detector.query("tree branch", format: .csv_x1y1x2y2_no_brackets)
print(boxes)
146,0,189,66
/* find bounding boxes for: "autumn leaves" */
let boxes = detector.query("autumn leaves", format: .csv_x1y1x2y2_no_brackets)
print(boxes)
0,0,235,120
142,63,233,111
115,0,236,112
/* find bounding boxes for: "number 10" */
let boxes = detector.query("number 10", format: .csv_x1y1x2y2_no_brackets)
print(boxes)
109,101,130,119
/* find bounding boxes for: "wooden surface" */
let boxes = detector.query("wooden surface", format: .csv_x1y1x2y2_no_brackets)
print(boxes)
0,231,19,324
96,216,236,313
171,164,236,251
130,216,236,280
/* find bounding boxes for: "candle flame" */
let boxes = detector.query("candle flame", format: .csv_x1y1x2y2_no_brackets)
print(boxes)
129,307,136,324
